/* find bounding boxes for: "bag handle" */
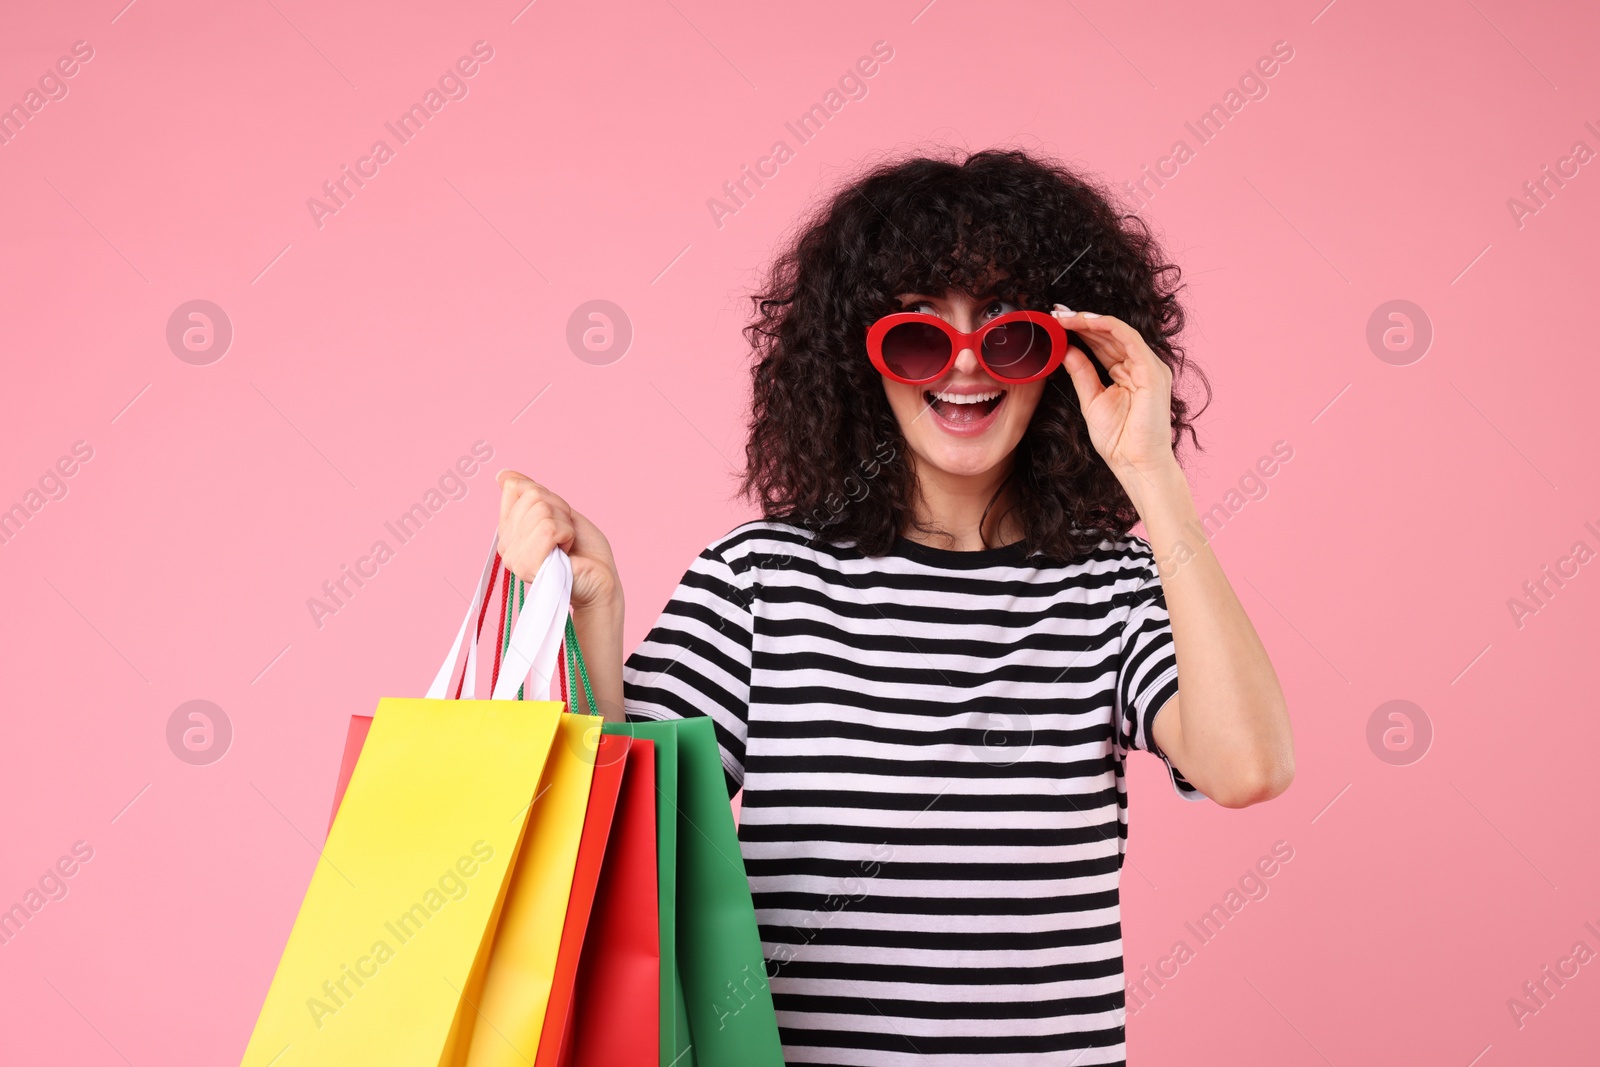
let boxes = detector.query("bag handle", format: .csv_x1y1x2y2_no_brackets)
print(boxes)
427,530,573,703
491,543,571,702
560,616,597,717
426,528,499,700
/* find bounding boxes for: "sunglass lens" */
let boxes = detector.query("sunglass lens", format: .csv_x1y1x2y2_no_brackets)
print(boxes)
982,320,1054,380
881,321,952,381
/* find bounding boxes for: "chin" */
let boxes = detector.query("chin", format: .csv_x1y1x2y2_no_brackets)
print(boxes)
913,438,1014,479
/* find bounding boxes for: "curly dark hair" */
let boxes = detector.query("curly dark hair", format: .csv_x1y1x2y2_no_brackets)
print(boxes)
737,146,1211,562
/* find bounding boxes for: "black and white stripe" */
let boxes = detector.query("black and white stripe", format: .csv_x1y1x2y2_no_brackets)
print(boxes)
624,520,1203,1066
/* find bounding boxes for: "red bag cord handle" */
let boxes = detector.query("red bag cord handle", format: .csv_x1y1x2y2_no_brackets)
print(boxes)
453,550,505,699
490,566,512,691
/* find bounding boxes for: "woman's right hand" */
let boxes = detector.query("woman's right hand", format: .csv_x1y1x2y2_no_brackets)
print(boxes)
495,470,621,615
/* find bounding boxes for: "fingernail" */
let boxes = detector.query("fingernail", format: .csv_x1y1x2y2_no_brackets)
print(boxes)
1052,303,1074,316
1080,311,1100,319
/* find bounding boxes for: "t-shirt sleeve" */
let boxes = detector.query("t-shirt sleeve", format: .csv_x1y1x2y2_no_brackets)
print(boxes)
622,541,753,799
1113,544,1205,802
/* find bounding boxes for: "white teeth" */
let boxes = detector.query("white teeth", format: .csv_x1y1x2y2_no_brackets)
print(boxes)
928,390,1002,405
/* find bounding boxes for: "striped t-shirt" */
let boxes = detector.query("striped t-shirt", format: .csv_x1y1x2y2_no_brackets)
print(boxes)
622,519,1205,1066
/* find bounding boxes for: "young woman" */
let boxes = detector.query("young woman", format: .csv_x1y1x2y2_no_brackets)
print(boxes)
495,148,1294,1066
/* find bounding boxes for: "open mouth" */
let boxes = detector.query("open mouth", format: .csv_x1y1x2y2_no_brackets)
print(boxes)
925,388,1006,430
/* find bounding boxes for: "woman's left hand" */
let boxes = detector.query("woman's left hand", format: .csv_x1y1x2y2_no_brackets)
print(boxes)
1053,305,1179,506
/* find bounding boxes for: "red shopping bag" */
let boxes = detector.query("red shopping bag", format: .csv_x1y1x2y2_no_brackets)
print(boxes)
565,734,660,1067
326,714,373,835
535,733,629,1067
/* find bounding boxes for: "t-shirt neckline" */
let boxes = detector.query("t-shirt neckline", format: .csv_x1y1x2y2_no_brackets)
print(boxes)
890,535,1035,567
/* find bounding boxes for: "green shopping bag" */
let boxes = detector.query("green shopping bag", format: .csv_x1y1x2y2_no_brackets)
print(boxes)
602,717,783,1067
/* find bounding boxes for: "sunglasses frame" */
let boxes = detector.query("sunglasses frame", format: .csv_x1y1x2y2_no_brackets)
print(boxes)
866,310,1069,385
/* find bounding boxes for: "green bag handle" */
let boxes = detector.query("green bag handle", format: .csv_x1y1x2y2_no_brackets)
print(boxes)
563,614,597,715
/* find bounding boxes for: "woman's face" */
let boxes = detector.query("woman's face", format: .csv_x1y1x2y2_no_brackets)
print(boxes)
878,289,1047,482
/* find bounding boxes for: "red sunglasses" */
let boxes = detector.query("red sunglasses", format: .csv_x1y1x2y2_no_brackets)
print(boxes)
866,310,1068,385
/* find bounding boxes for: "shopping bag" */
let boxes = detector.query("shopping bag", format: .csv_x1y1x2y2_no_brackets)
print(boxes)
317,577,611,1067
602,721,690,1067
326,714,372,836
602,717,785,1067
242,536,597,1067
324,591,652,1067
565,736,660,1067
455,711,595,1067
442,552,599,1067
532,733,625,1067
239,700,562,1065
535,732,661,1067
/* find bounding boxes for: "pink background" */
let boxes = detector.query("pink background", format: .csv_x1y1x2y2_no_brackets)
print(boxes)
3,0,1598,1063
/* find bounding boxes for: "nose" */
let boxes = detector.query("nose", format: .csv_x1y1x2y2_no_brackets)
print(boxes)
951,343,981,374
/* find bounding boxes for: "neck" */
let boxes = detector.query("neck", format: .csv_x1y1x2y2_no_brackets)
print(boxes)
903,455,1021,551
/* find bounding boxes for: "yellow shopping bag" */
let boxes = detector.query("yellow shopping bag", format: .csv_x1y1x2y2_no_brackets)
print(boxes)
242,539,599,1066
449,713,597,1067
